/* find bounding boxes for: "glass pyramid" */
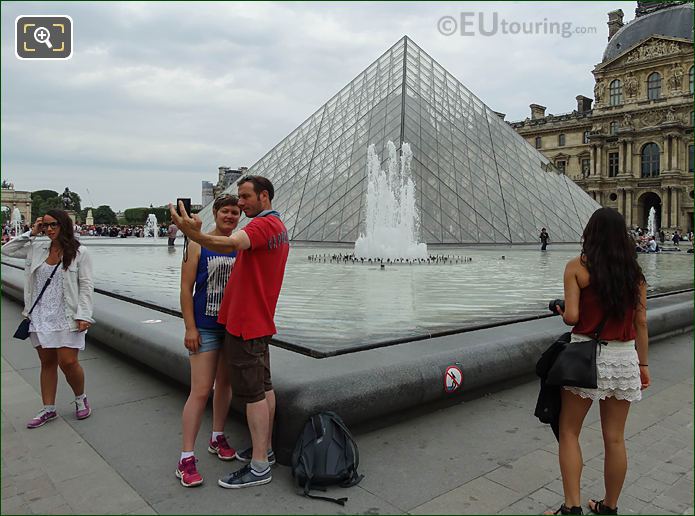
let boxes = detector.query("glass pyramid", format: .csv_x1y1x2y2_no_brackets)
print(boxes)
202,36,600,244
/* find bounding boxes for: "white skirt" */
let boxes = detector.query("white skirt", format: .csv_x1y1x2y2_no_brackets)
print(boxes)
30,330,86,351
563,333,642,402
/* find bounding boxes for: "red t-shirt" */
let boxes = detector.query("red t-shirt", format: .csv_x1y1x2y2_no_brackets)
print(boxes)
217,214,289,340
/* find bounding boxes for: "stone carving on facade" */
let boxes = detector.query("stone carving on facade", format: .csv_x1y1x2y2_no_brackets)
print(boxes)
593,80,605,104
622,112,634,129
636,110,663,128
591,121,605,133
624,40,681,63
624,73,639,97
668,63,684,91
664,106,678,123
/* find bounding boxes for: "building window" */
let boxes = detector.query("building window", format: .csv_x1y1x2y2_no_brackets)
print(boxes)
581,158,591,177
608,152,619,177
556,160,566,174
535,136,542,149
583,130,590,144
610,121,619,135
690,66,694,94
647,72,661,100
689,144,694,173
641,143,660,177
558,134,566,146
609,79,622,106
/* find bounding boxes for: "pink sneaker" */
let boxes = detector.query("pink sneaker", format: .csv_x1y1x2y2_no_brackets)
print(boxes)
208,435,236,461
75,397,91,420
26,409,57,429
175,456,203,487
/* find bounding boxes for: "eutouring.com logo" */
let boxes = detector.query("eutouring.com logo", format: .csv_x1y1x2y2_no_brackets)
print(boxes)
437,12,597,39
16,15,73,60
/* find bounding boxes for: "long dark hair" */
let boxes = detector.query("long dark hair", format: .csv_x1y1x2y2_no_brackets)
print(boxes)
44,209,81,270
580,208,645,318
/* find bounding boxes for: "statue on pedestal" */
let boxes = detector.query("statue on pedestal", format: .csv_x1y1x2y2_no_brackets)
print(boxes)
61,187,74,210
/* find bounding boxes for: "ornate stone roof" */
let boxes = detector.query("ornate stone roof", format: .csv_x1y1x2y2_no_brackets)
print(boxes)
603,3,693,62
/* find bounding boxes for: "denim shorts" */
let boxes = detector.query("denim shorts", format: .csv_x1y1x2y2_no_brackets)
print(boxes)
189,327,226,355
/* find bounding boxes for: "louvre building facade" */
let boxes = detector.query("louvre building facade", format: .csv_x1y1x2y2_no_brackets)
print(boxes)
511,1,694,233
202,36,600,244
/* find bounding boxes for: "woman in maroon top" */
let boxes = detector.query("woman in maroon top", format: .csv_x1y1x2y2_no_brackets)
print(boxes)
547,208,650,516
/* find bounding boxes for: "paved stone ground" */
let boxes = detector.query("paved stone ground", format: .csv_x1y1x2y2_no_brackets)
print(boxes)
1,297,692,514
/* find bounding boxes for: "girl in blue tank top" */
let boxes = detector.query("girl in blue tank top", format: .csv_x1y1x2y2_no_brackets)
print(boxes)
176,195,240,487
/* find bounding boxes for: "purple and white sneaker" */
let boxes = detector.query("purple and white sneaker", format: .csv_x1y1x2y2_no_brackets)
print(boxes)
26,409,57,429
75,397,91,420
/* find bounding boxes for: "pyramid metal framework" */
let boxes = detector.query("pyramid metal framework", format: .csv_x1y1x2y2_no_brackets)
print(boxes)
204,36,600,243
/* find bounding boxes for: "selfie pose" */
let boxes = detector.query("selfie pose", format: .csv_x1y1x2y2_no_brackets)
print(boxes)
176,195,241,487
1,209,94,428
171,175,289,489
548,208,650,515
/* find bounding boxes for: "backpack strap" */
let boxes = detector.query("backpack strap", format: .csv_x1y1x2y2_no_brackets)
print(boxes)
297,453,348,506
325,413,365,488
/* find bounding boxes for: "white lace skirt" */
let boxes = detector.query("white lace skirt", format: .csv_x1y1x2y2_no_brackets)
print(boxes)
563,333,642,402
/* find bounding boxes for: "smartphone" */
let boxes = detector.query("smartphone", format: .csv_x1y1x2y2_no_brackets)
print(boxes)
176,198,192,217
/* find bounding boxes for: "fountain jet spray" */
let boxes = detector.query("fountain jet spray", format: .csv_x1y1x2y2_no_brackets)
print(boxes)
354,141,428,260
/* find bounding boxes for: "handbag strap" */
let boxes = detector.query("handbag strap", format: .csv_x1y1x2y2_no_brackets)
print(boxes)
27,262,61,315
592,313,611,341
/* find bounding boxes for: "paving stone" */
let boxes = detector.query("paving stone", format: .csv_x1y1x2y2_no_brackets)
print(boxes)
496,496,550,514
624,475,673,503
26,493,71,515
485,449,559,494
639,502,678,514
411,476,520,514
528,487,564,507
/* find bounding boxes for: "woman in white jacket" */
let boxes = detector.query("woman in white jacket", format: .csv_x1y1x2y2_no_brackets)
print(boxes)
2,209,94,428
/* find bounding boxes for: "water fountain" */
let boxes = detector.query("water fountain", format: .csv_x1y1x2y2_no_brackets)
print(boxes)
144,213,158,239
354,141,428,260
647,207,657,237
10,208,22,237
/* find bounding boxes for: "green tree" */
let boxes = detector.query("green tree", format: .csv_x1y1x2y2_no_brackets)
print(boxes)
31,195,62,221
93,205,117,225
124,207,148,224
123,206,171,224
31,190,59,216
31,189,82,220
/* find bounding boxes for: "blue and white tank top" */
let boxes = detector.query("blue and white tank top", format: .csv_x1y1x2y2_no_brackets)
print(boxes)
193,247,236,329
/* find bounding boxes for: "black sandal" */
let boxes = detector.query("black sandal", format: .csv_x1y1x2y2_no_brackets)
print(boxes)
549,504,583,515
588,499,617,515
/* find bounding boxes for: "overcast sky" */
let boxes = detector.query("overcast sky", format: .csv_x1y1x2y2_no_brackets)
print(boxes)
2,1,635,211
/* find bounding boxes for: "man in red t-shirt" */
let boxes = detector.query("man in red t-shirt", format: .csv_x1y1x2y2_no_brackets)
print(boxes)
170,175,289,489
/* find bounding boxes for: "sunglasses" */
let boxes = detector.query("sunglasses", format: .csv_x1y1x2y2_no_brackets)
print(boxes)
41,222,60,229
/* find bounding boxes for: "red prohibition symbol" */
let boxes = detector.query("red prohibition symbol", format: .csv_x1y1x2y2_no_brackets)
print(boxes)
444,365,463,393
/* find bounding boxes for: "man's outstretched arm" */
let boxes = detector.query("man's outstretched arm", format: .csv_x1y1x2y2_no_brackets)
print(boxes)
168,201,250,253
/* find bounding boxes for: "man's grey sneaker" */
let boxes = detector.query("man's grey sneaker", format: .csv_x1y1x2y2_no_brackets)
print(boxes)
234,447,275,465
218,464,272,489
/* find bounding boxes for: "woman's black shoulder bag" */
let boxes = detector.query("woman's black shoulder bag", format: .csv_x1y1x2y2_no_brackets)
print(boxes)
13,262,61,340
544,315,609,389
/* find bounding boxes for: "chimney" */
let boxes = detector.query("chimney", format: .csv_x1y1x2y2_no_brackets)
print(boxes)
576,95,593,113
607,9,624,41
530,104,547,120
